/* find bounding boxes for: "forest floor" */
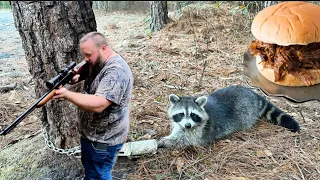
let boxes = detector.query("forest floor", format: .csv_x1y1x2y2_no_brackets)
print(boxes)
0,3,320,180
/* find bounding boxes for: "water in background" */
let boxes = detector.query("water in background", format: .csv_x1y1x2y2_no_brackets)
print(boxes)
0,9,24,59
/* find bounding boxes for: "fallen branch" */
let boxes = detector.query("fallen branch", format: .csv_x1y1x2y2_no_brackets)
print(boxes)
6,130,42,147
0,83,17,93
163,84,187,90
295,162,305,180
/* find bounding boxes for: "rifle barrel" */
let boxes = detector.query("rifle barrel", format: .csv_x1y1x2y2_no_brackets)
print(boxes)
0,90,51,135
0,61,87,136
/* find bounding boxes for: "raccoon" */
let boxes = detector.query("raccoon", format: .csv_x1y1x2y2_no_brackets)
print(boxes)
157,85,300,149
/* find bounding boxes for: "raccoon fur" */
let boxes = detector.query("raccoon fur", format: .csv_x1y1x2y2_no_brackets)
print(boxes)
158,85,300,149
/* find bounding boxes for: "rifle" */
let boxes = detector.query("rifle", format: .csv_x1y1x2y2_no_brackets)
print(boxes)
0,61,88,136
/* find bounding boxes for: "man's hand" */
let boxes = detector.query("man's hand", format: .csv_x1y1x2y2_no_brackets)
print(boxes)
69,61,90,85
70,74,80,85
51,88,112,113
69,66,81,85
52,87,69,99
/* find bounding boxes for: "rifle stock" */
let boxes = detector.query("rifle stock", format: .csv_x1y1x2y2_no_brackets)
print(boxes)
0,61,88,136
36,86,62,108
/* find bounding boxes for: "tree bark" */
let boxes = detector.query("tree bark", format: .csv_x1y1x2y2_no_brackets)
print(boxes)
103,1,109,13
240,1,280,13
174,1,182,17
150,1,168,32
10,1,97,149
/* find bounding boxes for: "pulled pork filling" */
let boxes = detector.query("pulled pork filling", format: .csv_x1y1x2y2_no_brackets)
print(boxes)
249,40,320,86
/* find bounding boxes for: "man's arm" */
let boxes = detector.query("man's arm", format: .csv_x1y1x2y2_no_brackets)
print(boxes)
52,87,112,113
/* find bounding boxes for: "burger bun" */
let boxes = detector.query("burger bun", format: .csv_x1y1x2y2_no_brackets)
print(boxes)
256,55,320,87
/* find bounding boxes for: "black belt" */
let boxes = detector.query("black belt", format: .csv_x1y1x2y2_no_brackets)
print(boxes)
82,136,109,150
92,141,109,150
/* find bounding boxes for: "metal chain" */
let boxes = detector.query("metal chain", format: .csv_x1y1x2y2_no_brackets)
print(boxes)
41,127,81,158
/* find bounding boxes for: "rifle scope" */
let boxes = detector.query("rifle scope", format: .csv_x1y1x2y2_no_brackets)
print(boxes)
46,61,76,89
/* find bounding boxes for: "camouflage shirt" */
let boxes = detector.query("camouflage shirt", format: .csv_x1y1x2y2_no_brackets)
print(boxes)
78,55,133,146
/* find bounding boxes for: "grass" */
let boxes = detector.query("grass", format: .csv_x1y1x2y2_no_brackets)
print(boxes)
0,1,10,9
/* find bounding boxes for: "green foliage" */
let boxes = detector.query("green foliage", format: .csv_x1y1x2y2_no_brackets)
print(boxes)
131,130,144,139
144,28,152,38
215,1,221,8
155,173,168,180
168,1,174,6
230,5,249,15
181,1,192,7
0,1,10,9
156,97,162,103
156,173,169,180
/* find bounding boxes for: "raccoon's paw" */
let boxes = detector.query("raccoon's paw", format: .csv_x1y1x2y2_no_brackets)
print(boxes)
158,136,179,149
157,139,164,148
157,137,169,148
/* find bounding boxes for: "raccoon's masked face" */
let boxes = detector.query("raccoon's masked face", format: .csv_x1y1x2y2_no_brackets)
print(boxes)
168,94,209,130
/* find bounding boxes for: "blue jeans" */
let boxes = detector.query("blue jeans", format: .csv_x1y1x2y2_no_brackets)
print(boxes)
80,136,123,180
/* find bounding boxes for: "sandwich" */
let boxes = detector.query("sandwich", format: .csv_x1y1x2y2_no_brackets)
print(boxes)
249,1,320,86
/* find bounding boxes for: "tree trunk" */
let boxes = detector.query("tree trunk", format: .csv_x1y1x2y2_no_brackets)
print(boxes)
10,1,97,149
150,1,168,32
98,1,104,11
240,1,280,13
174,1,182,17
124,1,135,11
103,1,109,13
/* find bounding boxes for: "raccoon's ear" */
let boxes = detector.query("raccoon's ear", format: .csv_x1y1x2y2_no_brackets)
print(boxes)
195,96,207,107
169,94,180,104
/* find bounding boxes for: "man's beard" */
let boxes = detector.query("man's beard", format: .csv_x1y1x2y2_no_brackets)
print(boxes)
89,54,105,77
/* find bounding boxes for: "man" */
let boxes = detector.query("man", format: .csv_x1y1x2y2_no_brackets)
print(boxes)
52,31,133,180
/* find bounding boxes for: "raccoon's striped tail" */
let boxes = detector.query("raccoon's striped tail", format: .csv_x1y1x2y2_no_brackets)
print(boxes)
260,100,300,132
